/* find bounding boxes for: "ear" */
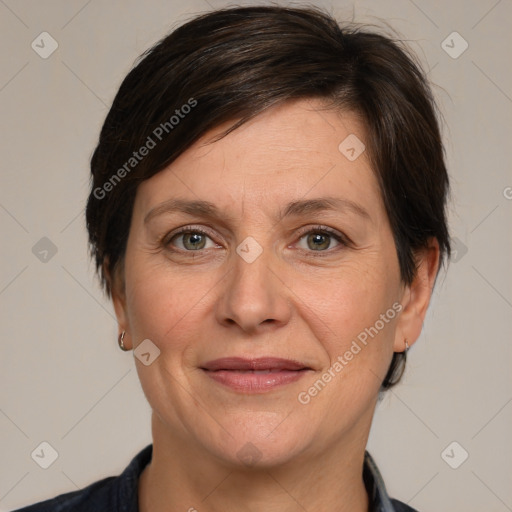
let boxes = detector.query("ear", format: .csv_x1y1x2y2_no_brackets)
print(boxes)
394,238,440,352
105,258,131,350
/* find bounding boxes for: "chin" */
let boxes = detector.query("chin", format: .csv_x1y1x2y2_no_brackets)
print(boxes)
203,415,312,469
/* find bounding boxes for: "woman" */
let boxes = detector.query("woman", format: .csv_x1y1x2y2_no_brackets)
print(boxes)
15,5,450,512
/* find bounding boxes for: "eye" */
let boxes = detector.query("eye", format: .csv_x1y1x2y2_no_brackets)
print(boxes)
166,227,218,251
164,225,349,254
295,226,347,253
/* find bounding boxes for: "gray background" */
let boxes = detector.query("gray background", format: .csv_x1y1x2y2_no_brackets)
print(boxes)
1,0,511,510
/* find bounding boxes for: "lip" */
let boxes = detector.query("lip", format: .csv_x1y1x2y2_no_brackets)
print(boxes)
201,357,309,371
200,357,312,393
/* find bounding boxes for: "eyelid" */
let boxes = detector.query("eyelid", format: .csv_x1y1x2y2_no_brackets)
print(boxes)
164,224,351,251
164,224,218,246
294,224,350,243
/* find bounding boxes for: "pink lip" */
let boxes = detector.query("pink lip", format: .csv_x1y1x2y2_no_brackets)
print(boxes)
201,357,308,371
200,357,311,393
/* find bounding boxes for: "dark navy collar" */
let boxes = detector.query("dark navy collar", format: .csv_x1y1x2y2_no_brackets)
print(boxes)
363,450,412,512
118,445,416,512
116,444,152,512
14,444,418,512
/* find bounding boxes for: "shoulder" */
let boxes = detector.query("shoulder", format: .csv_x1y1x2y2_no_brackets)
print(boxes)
11,444,152,512
363,450,421,512
390,498,420,512
11,476,118,512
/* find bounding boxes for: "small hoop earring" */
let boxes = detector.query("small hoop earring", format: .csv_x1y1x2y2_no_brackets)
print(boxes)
118,331,129,351
404,339,409,353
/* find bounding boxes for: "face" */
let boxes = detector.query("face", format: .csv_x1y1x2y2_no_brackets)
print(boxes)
112,98,435,468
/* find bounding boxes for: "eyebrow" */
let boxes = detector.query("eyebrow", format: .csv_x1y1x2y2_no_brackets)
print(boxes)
144,196,371,224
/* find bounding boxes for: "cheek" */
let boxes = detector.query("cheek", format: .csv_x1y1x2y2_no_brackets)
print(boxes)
308,255,398,336
123,259,209,408
123,254,218,357
302,252,400,385
126,274,178,341
289,263,400,440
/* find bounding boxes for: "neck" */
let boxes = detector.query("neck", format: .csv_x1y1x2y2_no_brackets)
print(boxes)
139,414,371,512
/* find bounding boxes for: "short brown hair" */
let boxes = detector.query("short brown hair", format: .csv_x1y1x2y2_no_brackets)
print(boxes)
86,5,451,389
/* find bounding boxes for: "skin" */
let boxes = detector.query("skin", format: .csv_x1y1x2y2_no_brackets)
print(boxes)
110,98,440,512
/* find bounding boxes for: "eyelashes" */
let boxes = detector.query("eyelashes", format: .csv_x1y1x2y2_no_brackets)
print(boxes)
162,224,352,256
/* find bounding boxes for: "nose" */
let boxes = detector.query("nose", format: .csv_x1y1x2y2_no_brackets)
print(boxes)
215,241,292,335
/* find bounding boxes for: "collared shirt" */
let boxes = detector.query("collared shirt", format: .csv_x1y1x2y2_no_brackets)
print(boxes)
13,445,419,512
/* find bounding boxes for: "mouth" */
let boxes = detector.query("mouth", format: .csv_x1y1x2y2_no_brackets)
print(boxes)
200,357,312,393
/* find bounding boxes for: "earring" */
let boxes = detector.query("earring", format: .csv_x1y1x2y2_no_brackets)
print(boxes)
404,339,409,353
118,331,129,351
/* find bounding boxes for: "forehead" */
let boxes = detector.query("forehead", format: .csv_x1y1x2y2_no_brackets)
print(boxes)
134,98,383,223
